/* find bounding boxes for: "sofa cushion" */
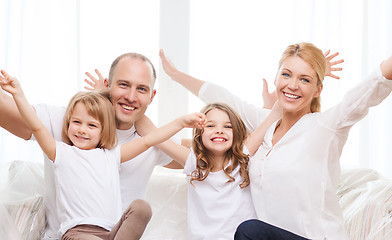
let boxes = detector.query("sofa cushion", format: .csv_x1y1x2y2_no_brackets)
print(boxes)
338,168,392,240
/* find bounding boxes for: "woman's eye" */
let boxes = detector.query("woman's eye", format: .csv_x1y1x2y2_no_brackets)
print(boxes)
206,125,214,128
224,125,232,128
282,73,290,78
301,78,310,83
89,124,97,128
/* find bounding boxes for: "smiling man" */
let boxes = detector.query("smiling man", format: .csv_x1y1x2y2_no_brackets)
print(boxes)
0,52,183,240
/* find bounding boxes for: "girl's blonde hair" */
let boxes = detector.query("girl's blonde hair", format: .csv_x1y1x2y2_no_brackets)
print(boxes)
62,91,117,149
191,103,250,188
279,42,326,112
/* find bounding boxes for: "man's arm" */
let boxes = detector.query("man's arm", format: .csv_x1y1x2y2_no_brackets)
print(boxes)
0,88,33,140
0,70,56,160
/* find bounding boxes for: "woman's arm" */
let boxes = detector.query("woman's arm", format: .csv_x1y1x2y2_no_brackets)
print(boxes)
160,49,204,96
381,56,392,80
0,70,56,161
120,113,205,163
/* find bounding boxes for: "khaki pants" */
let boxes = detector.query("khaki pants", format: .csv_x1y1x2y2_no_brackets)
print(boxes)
62,199,152,240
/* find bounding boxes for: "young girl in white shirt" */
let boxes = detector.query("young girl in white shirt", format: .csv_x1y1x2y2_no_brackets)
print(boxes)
0,70,206,240
136,102,281,240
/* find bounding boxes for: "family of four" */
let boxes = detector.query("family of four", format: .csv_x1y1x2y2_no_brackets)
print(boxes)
1,42,391,240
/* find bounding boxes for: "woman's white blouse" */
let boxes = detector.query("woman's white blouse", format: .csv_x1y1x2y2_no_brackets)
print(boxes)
199,67,392,239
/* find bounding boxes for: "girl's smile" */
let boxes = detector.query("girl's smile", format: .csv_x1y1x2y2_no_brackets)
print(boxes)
67,102,103,150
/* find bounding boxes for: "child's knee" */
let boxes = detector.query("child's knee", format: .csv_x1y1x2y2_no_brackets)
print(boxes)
127,199,152,222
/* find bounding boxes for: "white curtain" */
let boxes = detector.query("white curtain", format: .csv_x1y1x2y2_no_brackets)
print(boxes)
0,0,160,164
0,0,391,178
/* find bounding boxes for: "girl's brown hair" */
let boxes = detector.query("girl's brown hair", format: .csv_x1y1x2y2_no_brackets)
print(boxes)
62,91,117,149
191,103,250,188
279,42,326,112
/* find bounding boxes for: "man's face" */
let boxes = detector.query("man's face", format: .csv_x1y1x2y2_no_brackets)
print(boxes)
109,57,156,130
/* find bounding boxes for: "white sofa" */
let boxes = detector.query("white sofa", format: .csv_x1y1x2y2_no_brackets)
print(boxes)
1,161,392,240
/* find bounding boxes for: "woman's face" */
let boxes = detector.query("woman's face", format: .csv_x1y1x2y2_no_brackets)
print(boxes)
274,56,322,116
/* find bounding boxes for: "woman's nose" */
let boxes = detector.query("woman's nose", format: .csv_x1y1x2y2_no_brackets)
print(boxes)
288,78,299,90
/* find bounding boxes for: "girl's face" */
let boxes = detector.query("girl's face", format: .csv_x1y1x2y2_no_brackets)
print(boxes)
201,108,233,157
275,56,322,116
67,102,103,150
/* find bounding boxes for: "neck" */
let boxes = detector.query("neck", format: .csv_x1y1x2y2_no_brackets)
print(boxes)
211,154,228,172
116,121,134,130
280,110,308,131
272,110,309,146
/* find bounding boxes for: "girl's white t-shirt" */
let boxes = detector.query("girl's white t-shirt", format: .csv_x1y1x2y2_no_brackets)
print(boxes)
183,147,256,240
54,142,122,237
33,106,176,239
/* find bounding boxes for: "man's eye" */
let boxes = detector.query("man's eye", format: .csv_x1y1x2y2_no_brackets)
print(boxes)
138,87,147,92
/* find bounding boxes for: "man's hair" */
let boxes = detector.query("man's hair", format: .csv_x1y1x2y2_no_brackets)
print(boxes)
108,52,157,89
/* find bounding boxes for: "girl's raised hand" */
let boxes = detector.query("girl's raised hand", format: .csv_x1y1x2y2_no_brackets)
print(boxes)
324,50,344,80
181,112,207,129
84,69,109,92
0,70,21,96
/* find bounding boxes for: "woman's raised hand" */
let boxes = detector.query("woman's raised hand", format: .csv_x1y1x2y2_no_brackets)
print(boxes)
324,50,344,80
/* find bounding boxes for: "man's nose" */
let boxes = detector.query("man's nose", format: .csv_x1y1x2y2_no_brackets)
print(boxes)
124,88,137,102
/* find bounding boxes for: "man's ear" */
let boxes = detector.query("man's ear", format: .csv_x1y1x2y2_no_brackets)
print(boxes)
149,89,157,104
104,78,110,88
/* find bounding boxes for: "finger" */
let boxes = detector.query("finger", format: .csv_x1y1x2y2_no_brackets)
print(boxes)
84,79,95,87
1,69,10,78
84,86,94,91
326,52,339,60
330,67,343,71
262,78,269,93
329,73,340,79
85,72,97,81
323,50,330,57
95,69,104,80
330,59,344,66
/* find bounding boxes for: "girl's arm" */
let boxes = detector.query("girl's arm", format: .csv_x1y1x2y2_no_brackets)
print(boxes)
134,115,191,166
0,70,56,161
120,113,205,163
245,102,281,156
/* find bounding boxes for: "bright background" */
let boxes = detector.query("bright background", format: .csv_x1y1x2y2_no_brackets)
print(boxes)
0,0,391,177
